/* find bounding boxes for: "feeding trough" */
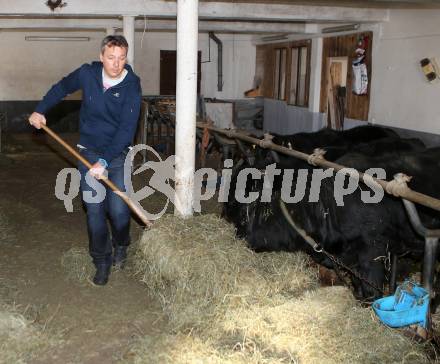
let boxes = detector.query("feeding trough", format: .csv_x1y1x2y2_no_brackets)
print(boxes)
373,281,430,329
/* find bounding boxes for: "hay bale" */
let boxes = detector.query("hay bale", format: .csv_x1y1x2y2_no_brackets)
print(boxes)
61,247,94,283
0,302,61,363
132,214,318,330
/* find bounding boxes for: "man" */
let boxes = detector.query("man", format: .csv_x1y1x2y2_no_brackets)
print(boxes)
28,35,142,286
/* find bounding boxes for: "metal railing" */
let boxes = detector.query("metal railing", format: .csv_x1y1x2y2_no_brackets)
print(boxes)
197,122,440,212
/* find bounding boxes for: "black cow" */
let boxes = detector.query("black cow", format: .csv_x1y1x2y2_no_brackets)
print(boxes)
223,128,434,300
266,126,422,165
271,125,398,154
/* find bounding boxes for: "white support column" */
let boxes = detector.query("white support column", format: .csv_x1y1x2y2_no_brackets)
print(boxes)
309,36,324,130
106,27,116,35
123,15,135,67
174,0,198,217
309,36,323,113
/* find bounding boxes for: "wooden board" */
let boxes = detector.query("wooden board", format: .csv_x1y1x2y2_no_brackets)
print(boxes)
327,61,342,129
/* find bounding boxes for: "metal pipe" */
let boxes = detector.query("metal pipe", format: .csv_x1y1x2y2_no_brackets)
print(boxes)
270,150,281,164
209,32,223,92
402,199,440,237
197,122,440,212
175,0,199,217
401,199,440,296
423,238,438,294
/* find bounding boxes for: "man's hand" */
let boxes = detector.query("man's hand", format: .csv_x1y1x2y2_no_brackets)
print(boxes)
89,162,107,180
28,112,47,129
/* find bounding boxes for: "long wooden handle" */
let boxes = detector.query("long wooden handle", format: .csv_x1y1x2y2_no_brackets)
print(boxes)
41,124,152,228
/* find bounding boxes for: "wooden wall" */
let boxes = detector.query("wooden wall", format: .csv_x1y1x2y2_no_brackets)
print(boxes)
319,32,373,121
255,44,274,99
255,33,372,120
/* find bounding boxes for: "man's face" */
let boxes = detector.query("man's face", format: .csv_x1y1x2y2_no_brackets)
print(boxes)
100,45,127,79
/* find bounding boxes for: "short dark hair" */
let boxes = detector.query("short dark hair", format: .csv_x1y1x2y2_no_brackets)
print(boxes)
101,35,129,54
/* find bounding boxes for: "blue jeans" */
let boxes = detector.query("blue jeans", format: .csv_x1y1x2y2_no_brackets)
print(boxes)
78,149,131,266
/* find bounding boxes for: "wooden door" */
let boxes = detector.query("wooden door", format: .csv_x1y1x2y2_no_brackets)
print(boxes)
326,57,347,130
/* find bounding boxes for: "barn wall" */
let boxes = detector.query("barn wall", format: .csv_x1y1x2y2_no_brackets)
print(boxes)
370,9,440,135
263,9,440,142
0,30,255,131
137,32,256,99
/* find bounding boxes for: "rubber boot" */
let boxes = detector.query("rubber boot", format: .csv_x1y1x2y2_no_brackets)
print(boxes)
113,245,128,269
93,264,111,286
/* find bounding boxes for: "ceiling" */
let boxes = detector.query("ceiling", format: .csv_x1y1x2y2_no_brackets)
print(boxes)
200,0,440,8
0,0,437,36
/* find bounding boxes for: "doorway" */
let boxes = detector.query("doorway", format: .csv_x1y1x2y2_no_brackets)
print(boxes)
160,50,202,95
325,56,348,130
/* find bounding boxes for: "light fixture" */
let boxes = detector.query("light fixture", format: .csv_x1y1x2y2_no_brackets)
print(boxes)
322,23,360,34
25,36,90,41
260,34,288,42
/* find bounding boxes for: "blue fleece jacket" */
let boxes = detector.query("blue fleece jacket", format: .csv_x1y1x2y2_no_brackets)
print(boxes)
35,62,142,163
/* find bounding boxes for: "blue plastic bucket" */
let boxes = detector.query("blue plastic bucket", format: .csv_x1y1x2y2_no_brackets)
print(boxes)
373,281,430,328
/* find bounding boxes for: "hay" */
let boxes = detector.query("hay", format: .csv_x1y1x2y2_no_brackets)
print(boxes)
0,307,40,364
132,214,318,330
123,332,288,364
212,286,429,364
0,287,62,364
0,279,19,306
129,213,430,364
61,247,94,283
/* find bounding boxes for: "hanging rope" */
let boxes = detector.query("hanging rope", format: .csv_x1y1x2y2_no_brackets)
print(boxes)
385,173,412,197
307,148,327,166
258,133,274,149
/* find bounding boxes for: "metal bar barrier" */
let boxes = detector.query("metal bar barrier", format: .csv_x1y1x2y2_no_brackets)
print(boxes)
197,122,440,212
402,199,440,295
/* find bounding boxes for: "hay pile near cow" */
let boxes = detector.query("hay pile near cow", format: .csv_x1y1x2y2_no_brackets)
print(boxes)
131,214,317,331
126,214,430,363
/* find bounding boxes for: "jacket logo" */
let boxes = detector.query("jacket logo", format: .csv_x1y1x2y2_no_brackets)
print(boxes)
113,92,120,98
